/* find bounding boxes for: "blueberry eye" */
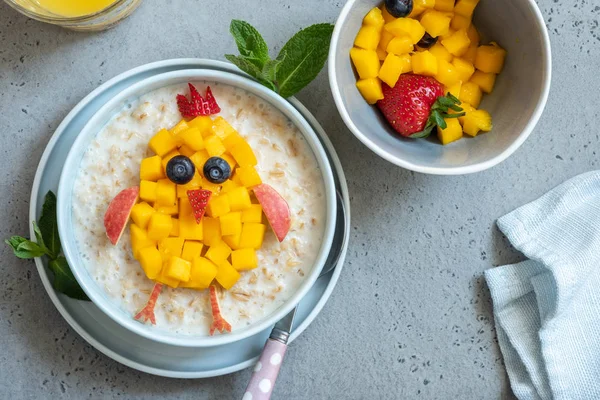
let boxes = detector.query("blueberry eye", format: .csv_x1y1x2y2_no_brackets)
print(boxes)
203,157,231,184
166,155,195,184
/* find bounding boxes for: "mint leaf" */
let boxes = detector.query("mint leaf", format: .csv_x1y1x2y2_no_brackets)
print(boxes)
230,20,270,68
38,191,61,259
275,23,334,98
225,54,277,91
262,50,287,83
6,236,48,258
49,256,89,301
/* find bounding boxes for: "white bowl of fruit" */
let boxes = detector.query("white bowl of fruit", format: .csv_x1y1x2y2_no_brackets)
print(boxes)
329,0,551,174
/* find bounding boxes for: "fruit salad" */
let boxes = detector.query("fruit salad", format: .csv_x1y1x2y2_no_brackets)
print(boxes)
350,0,506,145
103,84,293,334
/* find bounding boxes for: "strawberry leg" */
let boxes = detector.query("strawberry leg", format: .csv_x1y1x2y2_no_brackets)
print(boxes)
209,285,232,335
134,283,163,325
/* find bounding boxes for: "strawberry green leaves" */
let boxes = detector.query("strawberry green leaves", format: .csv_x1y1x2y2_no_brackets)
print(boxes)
225,20,334,98
5,191,89,301
409,93,465,139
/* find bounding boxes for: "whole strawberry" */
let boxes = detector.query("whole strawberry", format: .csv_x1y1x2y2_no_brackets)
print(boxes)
377,74,464,138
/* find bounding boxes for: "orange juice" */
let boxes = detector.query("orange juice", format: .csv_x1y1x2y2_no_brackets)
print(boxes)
35,0,118,17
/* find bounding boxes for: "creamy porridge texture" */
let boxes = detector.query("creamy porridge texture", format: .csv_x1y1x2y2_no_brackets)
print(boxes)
72,82,326,335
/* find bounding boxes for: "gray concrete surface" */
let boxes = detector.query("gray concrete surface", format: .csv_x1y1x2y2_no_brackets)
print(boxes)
0,0,597,398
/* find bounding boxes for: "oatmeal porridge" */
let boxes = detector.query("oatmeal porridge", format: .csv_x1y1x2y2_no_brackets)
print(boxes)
71,82,327,335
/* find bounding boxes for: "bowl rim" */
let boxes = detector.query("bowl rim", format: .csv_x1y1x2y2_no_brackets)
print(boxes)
56,68,338,347
328,0,552,175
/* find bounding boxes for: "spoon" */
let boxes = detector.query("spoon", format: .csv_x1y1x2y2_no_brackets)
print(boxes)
242,191,347,399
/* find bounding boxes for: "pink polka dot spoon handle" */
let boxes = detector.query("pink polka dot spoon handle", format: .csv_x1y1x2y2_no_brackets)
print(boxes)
243,338,288,400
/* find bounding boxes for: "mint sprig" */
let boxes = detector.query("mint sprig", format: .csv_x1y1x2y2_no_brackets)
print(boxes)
409,93,466,139
6,191,89,301
225,20,334,98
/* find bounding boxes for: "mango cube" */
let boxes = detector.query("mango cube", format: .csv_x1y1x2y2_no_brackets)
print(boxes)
190,150,210,172
231,248,258,271
241,204,263,223
459,82,482,108
236,166,262,188
149,129,178,157
463,45,478,63
462,109,492,137
415,0,435,8
188,116,213,134
454,0,480,18
386,36,414,55
176,172,202,198
450,14,471,31
384,18,426,44
204,135,226,157
155,267,180,288
179,127,205,151
230,140,257,167
381,6,396,23
170,120,190,137
161,150,181,171
140,180,158,203
475,43,507,74
130,224,156,259
220,153,237,170
170,218,179,237
379,53,405,88
412,50,438,76
158,237,184,261
398,53,412,72
202,217,222,246
222,232,241,250
434,0,455,12
223,132,244,150
363,7,385,29
179,145,195,157
436,59,461,86
467,25,480,46
205,240,232,264
206,195,230,218
378,30,395,52
147,213,173,241
140,156,165,181
420,10,452,37
220,212,242,236
164,256,191,282
356,78,384,104
156,179,176,206
178,199,204,240
457,102,476,125
211,117,236,140
215,260,241,290
227,187,252,211
441,29,471,56
239,223,266,250
446,81,463,98
181,240,203,261
470,70,496,93
201,177,222,194
181,257,218,289
154,203,178,215
350,47,381,76
354,25,381,50
437,118,463,145
429,42,453,62
221,179,241,193
138,247,162,279
408,5,426,18
453,57,475,82
130,202,155,229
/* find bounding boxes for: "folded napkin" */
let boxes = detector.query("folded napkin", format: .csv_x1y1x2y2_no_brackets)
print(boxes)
485,171,600,400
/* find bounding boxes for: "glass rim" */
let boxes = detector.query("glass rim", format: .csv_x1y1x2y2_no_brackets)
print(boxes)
4,0,131,22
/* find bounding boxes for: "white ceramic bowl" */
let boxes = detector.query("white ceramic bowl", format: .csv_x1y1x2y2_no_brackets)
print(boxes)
57,69,337,347
329,0,552,175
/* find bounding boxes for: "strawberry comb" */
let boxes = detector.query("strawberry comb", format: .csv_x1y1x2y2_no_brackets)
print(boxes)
177,83,221,118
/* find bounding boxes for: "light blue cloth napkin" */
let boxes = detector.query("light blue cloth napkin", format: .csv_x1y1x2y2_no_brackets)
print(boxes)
485,171,600,400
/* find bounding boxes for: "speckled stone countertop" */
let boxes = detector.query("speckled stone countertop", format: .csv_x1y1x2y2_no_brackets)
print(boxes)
0,0,597,398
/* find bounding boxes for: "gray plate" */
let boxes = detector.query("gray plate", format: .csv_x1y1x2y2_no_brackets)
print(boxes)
29,59,350,378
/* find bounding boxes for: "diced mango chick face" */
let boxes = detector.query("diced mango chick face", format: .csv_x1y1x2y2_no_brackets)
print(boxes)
129,115,273,292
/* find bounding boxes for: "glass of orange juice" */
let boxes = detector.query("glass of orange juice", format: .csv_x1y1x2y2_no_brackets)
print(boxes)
4,0,142,31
